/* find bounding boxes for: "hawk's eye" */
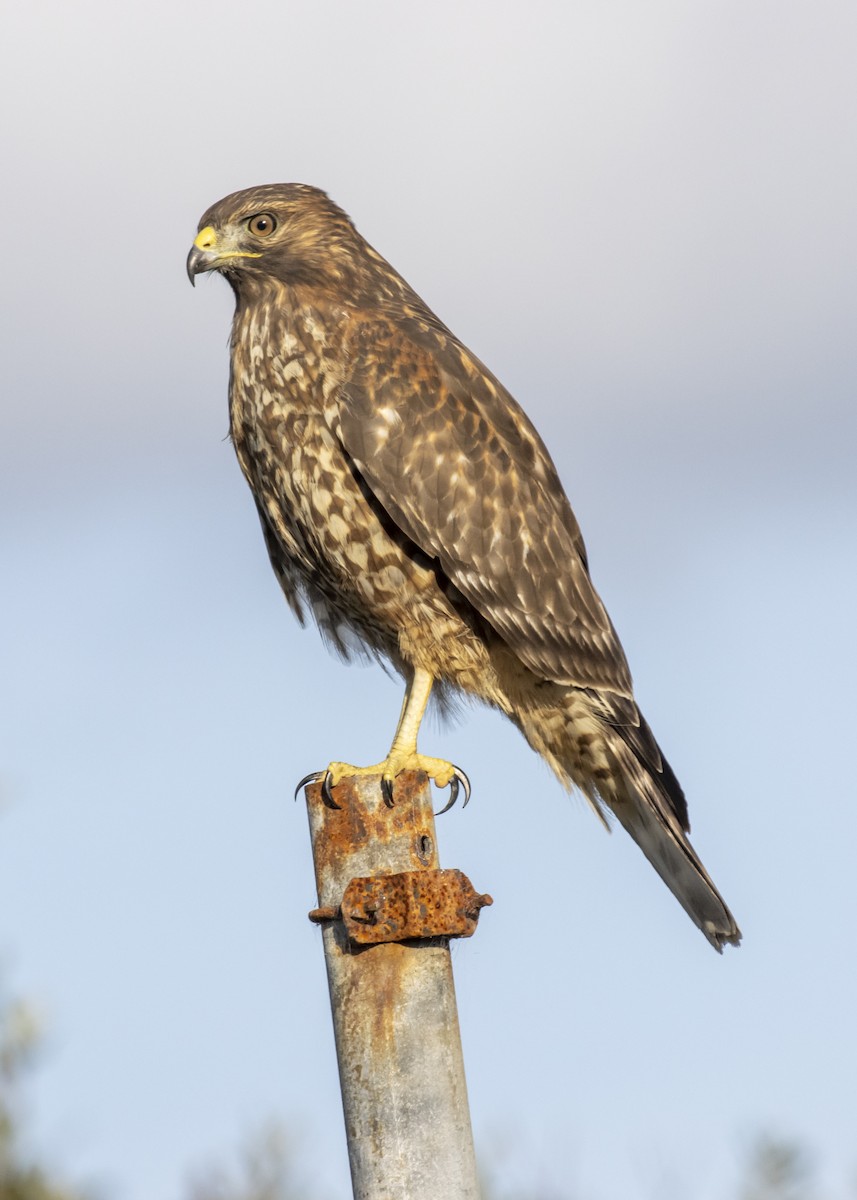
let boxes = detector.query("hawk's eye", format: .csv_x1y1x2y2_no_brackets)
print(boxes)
247,212,277,238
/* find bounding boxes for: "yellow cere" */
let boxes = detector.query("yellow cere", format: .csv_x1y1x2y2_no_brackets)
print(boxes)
193,225,262,260
194,225,217,250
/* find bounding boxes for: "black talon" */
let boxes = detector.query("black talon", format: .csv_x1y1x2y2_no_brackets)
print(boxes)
454,764,472,808
294,771,322,802
434,766,472,816
381,777,396,808
294,770,341,809
435,774,459,816
321,771,341,810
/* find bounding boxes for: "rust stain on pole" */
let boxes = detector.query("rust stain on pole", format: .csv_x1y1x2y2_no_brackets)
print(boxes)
333,869,492,943
304,770,484,1199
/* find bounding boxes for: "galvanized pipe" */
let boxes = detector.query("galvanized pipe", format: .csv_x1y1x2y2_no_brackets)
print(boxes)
304,770,482,1199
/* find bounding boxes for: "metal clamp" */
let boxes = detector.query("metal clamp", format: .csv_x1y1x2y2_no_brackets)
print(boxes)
309,868,493,944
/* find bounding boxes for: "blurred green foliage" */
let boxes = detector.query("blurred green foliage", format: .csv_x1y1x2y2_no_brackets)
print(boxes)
0,992,88,1200
185,1125,324,1200
739,1135,818,1200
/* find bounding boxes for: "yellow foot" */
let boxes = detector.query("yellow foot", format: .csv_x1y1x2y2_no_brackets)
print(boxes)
295,754,471,813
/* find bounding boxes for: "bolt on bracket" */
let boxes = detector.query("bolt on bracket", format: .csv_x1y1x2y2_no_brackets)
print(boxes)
309,867,493,944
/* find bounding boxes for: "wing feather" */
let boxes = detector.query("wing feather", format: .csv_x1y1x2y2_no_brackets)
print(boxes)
335,315,633,694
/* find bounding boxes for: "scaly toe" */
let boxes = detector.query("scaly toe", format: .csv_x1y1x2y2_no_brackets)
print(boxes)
435,773,459,815
300,755,471,812
382,752,472,813
314,759,399,808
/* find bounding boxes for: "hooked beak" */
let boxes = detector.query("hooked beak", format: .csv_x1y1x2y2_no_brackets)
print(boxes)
186,224,262,285
186,226,218,286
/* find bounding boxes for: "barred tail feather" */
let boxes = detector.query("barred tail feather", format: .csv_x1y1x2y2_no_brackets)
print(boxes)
508,686,741,950
606,735,741,952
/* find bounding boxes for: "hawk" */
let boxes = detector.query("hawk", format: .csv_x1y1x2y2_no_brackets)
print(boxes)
187,184,740,951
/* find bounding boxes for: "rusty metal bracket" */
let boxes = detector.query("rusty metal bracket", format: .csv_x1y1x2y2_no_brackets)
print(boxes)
309,867,493,944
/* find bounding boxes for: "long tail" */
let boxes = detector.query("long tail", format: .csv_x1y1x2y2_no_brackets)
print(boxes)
606,737,741,951
513,687,741,951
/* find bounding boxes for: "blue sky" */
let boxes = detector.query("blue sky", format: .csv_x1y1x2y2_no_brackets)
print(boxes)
2,2,856,1197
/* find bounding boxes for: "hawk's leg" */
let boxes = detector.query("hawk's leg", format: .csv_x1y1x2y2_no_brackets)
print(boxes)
320,667,470,810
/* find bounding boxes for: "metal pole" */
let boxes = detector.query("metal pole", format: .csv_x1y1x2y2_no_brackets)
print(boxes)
304,770,485,1200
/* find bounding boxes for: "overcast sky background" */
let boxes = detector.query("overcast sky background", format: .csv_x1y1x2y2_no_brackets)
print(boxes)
2,2,856,1197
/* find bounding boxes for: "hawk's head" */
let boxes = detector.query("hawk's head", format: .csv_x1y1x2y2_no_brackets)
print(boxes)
187,183,367,296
